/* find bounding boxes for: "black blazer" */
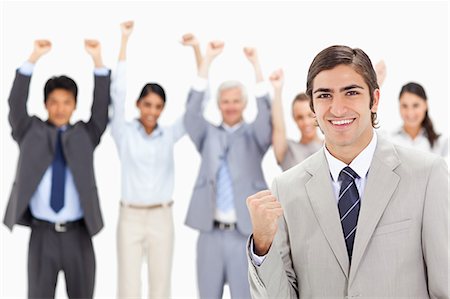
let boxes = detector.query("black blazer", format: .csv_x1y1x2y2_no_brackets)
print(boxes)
3,70,110,236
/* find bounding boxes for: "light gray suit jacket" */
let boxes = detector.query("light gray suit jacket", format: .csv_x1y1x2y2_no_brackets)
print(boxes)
184,88,272,236
248,135,449,298
3,70,110,236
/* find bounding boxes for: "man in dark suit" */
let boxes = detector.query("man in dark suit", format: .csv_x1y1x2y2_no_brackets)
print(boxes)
3,39,110,298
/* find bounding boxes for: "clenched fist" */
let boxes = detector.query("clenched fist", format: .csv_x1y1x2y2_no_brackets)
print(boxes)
84,39,103,68
205,40,224,59
243,47,259,65
28,40,52,63
247,190,283,255
84,39,101,57
269,69,284,90
120,20,134,37
181,33,199,47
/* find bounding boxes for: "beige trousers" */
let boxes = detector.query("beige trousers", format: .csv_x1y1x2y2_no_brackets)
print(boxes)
117,203,174,299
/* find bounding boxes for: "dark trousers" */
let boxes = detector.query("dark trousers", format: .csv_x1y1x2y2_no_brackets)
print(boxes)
28,219,95,299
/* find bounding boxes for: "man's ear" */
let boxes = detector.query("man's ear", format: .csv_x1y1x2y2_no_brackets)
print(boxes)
371,89,380,113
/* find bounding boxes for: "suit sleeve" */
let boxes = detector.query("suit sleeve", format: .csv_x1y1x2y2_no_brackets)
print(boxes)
8,70,33,142
183,88,209,152
247,178,299,298
422,157,449,299
85,71,111,147
249,93,272,153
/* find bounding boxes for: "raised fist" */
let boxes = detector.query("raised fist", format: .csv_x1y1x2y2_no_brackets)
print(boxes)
243,47,259,65
181,33,199,47
269,69,284,89
205,40,224,59
84,39,101,57
375,60,386,87
247,190,283,255
28,40,52,63
120,20,134,37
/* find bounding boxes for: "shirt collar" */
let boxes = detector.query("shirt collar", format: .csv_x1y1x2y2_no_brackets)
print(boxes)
133,119,163,137
221,121,244,133
397,126,425,138
324,131,378,182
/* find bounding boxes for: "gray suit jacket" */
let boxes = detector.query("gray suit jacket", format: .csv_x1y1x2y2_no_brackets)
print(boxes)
3,70,110,237
184,89,272,235
248,135,449,298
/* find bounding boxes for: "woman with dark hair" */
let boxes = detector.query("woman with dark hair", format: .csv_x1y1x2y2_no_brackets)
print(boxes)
110,21,201,298
270,69,322,171
390,82,448,159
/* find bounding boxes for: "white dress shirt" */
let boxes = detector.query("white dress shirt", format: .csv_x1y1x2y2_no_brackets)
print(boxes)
110,61,185,205
252,132,378,265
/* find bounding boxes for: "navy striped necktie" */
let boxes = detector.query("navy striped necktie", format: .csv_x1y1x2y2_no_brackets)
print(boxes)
50,129,66,213
338,166,360,261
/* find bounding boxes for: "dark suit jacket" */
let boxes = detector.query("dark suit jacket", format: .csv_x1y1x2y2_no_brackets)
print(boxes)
3,70,110,237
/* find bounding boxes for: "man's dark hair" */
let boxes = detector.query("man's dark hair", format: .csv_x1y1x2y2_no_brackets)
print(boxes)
44,75,78,103
306,45,379,128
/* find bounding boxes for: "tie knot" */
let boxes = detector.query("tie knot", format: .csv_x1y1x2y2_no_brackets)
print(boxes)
338,166,359,182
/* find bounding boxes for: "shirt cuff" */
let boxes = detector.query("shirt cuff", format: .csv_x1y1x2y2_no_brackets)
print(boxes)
18,61,35,76
250,238,267,266
192,77,208,92
94,67,110,76
254,81,270,98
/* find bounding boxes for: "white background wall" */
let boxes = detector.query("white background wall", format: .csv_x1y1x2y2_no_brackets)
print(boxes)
1,1,448,298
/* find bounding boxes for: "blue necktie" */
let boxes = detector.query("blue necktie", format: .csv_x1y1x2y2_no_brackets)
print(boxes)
338,166,360,261
216,148,234,213
50,129,66,213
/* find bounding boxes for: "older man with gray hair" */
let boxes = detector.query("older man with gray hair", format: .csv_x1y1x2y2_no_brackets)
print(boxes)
183,40,272,298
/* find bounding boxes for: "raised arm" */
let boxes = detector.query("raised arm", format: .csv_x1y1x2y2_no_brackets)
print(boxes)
270,69,288,165
247,186,298,298
181,33,203,70
375,60,386,88
184,41,224,151
110,21,134,144
9,40,51,142
118,20,133,61
84,39,111,147
245,47,272,152
198,40,223,79
244,47,263,83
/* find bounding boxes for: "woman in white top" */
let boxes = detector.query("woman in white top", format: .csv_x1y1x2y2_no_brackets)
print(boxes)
110,21,201,298
391,82,448,159
270,69,323,171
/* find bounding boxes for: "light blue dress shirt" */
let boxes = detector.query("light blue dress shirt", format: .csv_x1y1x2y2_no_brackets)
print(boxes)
110,61,185,205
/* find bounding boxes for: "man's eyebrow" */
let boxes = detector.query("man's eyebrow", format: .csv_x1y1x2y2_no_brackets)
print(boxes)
340,84,364,92
313,88,333,94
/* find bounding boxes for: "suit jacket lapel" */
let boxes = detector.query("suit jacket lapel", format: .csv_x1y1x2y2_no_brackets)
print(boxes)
349,136,401,283
305,150,350,279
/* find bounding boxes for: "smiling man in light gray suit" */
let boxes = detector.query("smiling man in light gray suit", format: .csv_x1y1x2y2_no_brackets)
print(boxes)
184,40,272,298
247,45,448,298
